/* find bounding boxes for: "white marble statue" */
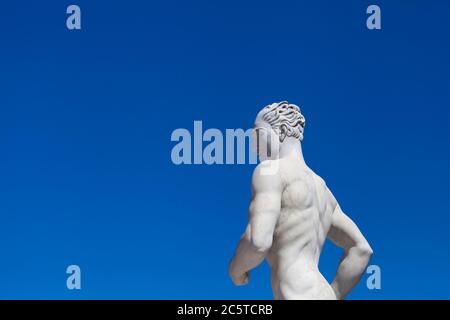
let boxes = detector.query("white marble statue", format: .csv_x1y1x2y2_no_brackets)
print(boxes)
229,101,373,300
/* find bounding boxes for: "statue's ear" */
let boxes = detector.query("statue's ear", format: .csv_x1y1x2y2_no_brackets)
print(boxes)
279,124,287,142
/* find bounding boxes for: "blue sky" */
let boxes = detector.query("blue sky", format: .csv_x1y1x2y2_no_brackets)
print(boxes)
1,0,450,299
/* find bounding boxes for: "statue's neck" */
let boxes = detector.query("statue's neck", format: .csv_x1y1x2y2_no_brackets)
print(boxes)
279,138,306,164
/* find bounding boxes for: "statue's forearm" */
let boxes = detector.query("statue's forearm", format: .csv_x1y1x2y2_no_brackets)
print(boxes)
229,236,266,276
331,245,373,299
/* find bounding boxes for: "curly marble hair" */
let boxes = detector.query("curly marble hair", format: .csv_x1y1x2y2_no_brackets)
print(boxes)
260,101,306,141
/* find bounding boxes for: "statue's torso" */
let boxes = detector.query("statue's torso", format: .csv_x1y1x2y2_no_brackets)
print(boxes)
266,157,337,299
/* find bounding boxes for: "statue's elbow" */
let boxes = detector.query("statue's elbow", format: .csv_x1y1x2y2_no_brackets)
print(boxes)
250,234,272,254
356,242,373,261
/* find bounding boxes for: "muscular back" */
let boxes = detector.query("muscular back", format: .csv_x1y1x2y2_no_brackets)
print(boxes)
229,151,373,300
266,157,337,299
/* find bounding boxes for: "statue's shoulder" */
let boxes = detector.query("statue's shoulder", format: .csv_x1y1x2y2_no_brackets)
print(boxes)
311,171,327,187
251,160,282,191
309,172,339,208
253,159,282,176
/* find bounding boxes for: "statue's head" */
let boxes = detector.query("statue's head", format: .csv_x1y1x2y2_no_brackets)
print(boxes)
253,101,305,160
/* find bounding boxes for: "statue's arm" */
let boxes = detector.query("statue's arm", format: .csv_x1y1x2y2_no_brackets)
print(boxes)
228,162,281,286
327,202,373,299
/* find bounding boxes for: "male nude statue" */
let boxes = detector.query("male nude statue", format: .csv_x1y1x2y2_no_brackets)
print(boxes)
228,101,373,300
